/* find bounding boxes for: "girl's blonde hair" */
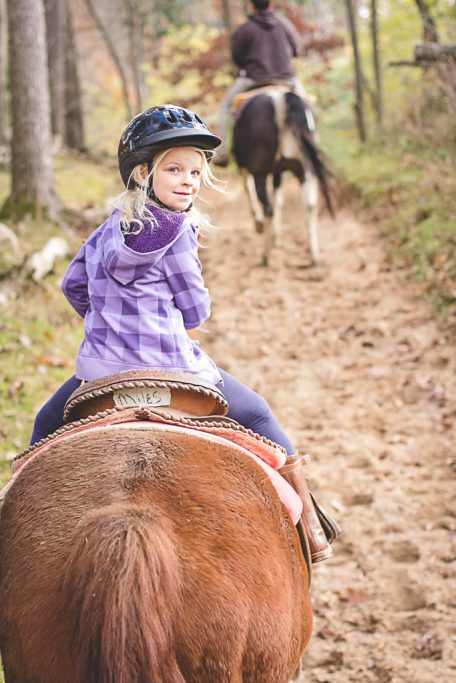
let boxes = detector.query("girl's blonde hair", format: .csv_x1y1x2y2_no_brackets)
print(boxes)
111,146,225,234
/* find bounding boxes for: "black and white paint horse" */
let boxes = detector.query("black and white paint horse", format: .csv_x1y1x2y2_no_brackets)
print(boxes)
232,89,333,266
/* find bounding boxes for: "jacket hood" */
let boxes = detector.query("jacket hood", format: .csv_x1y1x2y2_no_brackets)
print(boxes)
249,10,278,30
101,206,188,285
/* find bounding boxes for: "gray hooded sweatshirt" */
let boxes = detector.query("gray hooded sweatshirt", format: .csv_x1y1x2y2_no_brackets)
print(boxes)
231,10,299,83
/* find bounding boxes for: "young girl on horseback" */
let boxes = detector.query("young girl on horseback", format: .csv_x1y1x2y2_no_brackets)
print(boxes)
30,104,337,562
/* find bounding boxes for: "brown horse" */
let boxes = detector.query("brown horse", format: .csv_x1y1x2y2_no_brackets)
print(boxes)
0,424,312,683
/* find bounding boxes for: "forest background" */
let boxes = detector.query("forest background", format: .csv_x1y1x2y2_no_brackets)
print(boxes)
0,0,455,486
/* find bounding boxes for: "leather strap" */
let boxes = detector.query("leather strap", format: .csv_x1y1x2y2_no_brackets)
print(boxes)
278,452,312,475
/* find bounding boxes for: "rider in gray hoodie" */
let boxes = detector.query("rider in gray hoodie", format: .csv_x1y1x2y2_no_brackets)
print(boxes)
215,0,305,164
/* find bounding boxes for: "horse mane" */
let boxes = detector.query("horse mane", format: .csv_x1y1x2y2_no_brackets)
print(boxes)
64,502,184,683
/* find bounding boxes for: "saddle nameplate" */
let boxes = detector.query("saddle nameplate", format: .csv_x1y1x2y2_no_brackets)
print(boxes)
113,386,171,409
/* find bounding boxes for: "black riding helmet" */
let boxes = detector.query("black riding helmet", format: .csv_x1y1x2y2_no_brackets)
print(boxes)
118,105,221,188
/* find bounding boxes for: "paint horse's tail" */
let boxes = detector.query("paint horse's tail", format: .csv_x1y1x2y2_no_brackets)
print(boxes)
284,92,334,215
64,503,184,683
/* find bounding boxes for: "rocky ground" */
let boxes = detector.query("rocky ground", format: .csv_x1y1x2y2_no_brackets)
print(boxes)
202,176,456,683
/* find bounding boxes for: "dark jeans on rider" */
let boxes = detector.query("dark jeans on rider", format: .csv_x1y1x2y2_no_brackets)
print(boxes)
30,375,82,445
30,370,295,455
218,369,294,454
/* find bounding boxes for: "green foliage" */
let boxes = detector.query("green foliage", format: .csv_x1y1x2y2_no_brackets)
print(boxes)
83,79,129,156
319,111,455,326
323,129,456,324
54,155,121,206
148,23,232,108
145,0,188,38
307,1,456,328
82,22,232,155
0,289,80,481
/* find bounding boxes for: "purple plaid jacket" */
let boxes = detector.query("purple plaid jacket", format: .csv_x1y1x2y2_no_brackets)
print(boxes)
61,206,222,385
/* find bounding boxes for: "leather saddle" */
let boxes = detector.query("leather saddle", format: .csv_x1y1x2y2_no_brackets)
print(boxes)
232,82,292,111
232,84,317,121
59,369,289,479
232,83,293,121
63,369,229,423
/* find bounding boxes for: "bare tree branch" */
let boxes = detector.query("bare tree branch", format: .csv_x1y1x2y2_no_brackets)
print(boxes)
81,0,133,120
345,0,367,141
414,0,439,43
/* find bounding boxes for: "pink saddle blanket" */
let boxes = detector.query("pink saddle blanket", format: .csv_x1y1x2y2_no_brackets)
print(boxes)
1,410,303,524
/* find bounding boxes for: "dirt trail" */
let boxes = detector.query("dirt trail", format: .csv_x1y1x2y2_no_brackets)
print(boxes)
202,178,456,683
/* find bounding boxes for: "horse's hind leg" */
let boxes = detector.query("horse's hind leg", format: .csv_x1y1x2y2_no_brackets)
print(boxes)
253,174,274,266
244,173,264,234
272,171,283,249
302,173,319,264
261,214,275,266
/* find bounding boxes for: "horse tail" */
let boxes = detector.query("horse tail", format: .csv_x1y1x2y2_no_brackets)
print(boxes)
285,92,334,215
64,503,184,683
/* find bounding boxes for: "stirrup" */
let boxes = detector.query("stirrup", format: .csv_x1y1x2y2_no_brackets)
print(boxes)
311,492,342,545
279,452,341,566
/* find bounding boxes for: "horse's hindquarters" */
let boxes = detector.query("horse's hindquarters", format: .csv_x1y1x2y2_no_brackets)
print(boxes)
0,426,311,683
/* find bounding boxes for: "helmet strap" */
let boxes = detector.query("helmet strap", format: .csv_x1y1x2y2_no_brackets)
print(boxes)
148,188,193,214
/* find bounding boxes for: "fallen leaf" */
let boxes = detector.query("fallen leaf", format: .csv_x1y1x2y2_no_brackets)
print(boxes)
7,379,24,400
34,355,67,368
316,625,337,640
344,587,368,604
18,334,32,348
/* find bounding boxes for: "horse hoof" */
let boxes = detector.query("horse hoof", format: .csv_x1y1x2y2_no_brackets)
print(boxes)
309,266,324,281
255,221,264,234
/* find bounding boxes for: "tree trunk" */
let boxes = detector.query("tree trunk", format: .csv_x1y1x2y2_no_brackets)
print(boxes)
64,2,85,151
370,0,383,129
44,0,66,145
82,0,133,120
220,0,233,35
414,0,439,43
345,0,367,141
125,0,145,113
6,0,59,220
145,0,160,70
0,0,8,146
186,1,194,24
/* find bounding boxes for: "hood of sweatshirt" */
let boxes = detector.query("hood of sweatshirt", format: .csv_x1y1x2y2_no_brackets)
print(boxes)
249,10,279,30
100,206,189,285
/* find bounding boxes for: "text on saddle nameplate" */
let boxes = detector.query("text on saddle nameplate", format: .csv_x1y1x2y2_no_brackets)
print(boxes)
113,386,172,409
